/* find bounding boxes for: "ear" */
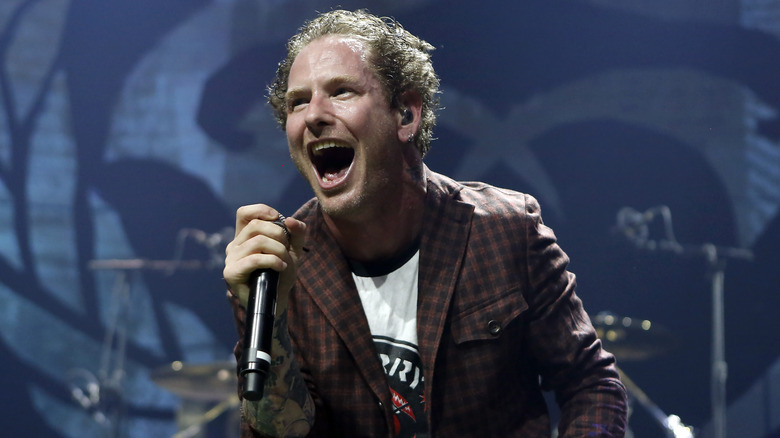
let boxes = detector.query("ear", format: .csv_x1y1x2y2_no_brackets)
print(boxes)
396,90,423,144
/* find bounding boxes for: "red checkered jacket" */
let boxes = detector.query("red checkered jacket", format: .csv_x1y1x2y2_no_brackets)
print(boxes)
231,168,627,437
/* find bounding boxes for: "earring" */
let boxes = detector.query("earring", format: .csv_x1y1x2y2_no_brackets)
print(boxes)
407,133,414,143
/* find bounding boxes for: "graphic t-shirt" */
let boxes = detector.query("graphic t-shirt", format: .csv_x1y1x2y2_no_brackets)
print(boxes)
351,249,428,438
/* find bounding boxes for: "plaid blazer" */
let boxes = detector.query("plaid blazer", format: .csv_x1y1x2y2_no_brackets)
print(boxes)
233,168,627,437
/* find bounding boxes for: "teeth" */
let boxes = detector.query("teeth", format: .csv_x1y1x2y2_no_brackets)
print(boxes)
312,142,349,155
311,141,354,184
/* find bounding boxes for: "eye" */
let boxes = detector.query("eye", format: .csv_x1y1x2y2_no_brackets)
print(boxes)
287,97,308,112
333,87,354,97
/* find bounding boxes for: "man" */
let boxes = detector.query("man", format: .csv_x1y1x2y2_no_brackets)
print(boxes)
223,9,628,437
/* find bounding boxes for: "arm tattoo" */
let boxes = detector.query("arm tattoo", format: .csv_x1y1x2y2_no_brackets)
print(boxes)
242,309,314,436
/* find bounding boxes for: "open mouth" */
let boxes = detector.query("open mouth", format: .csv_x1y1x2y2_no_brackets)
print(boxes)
310,142,355,185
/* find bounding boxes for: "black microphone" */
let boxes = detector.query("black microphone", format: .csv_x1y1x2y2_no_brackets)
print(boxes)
240,215,289,401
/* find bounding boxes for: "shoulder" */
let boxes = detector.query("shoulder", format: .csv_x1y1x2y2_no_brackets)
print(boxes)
426,170,542,222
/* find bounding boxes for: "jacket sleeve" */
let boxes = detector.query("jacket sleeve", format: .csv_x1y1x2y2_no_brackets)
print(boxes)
521,195,629,437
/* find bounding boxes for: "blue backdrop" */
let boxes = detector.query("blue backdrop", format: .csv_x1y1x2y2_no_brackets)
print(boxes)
2,0,780,436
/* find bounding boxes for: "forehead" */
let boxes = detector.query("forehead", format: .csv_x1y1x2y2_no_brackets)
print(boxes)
288,35,374,83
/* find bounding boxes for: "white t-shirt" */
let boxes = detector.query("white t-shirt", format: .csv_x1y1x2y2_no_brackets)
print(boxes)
351,249,429,437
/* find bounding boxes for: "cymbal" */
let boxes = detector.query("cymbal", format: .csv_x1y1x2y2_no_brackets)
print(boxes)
593,312,676,361
152,361,237,402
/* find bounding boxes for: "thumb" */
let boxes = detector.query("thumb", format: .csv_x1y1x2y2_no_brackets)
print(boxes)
284,216,307,253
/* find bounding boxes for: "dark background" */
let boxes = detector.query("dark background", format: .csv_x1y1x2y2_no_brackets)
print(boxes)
2,0,779,436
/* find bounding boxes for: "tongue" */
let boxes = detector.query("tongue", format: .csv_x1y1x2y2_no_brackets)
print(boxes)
323,167,348,182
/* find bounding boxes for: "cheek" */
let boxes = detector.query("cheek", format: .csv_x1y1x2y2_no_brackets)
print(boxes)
349,108,394,140
285,121,307,168
285,116,306,149
288,146,310,178
285,115,300,139
287,136,305,163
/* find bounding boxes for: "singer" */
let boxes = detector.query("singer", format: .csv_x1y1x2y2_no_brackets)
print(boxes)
223,9,627,437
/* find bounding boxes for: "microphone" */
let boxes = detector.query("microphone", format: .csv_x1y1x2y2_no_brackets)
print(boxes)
615,207,650,245
198,227,235,250
240,215,289,401
614,205,682,252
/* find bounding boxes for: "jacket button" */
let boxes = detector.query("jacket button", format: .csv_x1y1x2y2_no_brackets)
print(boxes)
488,320,502,336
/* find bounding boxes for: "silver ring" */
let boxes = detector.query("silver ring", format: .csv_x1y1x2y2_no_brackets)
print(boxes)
274,214,291,245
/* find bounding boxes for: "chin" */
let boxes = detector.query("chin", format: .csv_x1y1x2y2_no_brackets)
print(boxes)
317,193,366,221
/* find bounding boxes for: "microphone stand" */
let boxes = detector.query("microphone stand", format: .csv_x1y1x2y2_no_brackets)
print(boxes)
615,206,753,438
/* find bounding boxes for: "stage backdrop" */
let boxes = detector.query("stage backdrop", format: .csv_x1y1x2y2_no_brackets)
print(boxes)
2,0,780,436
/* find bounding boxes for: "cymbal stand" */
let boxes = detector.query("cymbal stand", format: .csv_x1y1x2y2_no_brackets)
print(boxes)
615,206,753,438
618,368,694,438
172,395,239,438
99,269,132,437
66,268,132,437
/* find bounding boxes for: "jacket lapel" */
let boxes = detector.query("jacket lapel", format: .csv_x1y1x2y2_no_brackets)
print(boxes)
417,171,474,386
296,210,391,406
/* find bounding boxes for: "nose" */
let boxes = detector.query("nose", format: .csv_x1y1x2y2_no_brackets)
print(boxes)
304,94,335,134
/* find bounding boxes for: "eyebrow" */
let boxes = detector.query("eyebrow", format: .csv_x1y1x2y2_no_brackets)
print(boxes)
284,87,307,103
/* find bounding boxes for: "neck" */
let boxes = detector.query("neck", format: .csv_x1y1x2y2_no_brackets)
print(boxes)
323,163,426,263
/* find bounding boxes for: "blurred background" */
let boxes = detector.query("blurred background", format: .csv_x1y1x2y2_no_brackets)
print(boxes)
2,0,780,436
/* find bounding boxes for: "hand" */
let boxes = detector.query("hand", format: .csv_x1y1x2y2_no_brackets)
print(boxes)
223,204,306,309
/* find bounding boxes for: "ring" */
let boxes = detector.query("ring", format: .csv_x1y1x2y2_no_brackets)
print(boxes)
274,214,291,246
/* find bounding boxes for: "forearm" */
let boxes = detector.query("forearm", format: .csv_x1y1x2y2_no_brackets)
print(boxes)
530,290,628,435
229,291,315,437
554,363,628,437
528,285,628,435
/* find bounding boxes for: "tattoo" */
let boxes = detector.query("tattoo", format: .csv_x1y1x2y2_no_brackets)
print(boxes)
242,309,314,436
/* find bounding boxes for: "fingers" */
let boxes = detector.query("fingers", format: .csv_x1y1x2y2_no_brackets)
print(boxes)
224,251,287,285
231,204,292,253
227,220,290,273
224,205,305,307
235,204,284,236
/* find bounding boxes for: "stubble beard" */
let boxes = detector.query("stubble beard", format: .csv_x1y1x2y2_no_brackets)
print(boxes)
317,170,393,224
